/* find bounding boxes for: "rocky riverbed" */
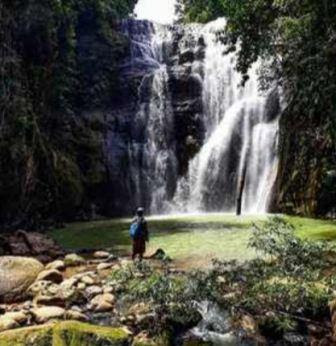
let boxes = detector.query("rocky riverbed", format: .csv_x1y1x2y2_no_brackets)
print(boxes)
0,248,218,346
0,251,163,344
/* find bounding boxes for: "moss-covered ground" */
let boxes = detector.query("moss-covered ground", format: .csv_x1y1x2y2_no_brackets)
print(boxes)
0,321,129,346
49,214,336,269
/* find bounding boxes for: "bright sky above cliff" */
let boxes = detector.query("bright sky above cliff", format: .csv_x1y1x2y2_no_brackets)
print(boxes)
134,0,177,24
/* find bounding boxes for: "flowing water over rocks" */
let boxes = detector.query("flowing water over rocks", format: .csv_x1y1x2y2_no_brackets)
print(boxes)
102,11,280,216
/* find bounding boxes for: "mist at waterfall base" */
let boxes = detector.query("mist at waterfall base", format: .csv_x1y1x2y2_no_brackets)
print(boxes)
117,1,280,217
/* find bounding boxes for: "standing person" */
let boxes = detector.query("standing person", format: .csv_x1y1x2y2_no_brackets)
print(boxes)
129,207,149,261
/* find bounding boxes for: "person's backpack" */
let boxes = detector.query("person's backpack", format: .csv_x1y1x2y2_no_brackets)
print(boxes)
129,220,143,239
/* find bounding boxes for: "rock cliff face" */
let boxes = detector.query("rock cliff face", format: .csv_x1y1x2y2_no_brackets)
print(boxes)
94,20,206,216
76,18,281,217
272,112,336,217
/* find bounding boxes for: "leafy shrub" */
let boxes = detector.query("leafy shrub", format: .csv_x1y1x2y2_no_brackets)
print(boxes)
249,217,335,274
109,262,201,334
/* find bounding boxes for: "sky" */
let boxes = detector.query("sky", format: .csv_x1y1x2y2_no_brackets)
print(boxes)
134,0,177,24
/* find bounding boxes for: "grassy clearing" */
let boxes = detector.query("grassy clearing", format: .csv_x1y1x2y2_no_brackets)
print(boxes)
49,213,336,269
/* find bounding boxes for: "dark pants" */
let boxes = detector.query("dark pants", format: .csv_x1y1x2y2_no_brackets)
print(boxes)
132,237,146,260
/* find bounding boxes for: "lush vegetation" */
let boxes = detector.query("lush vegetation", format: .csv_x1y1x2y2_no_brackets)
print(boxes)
183,0,336,217
102,217,336,343
0,0,136,229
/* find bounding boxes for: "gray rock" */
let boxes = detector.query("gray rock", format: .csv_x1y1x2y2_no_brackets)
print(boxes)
81,275,95,285
93,251,110,259
64,254,85,266
0,316,19,332
36,269,63,284
85,285,103,297
32,306,65,323
0,256,44,303
89,293,115,312
1,311,27,324
45,260,65,271
65,310,89,322
97,262,114,271
33,293,65,307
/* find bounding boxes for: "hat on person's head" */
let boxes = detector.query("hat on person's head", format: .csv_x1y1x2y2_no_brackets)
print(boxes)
136,207,144,216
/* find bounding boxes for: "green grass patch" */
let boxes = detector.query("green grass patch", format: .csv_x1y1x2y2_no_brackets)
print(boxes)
49,214,336,268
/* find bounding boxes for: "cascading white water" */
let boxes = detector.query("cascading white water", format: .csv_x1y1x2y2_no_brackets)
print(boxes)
121,1,279,215
173,19,279,214
121,20,178,213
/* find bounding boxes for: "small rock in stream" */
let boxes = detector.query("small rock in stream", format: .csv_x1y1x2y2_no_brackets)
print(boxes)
36,269,63,284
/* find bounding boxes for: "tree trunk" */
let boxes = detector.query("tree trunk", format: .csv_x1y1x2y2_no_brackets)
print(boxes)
236,160,248,216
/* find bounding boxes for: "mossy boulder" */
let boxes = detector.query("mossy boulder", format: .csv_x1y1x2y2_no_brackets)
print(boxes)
0,321,130,346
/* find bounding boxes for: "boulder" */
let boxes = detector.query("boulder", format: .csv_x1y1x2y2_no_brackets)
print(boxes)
45,260,65,271
36,269,63,283
0,256,44,303
33,293,66,307
0,316,19,332
81,275,95,285
32,306,65,323
64,253,85,266
97,262,114,271
0,321,130,346
1,311,28,324
85,285,103,297
58,278,78,300
89,293,115,312
65,310,89,322
0,231,64,263
93,251,110,259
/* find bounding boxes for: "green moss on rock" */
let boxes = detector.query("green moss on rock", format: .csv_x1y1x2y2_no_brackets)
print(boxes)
0,324,52,346
0,321,130,346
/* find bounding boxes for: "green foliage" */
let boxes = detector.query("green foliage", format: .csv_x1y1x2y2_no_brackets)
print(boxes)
249,217,334,273
103,217,336,340
109,262,201,334
0,0,136,228
184,217,336,338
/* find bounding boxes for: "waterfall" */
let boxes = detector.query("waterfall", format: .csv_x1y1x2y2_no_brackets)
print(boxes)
173,19,279,214
121,20,178,213
119,9,279,215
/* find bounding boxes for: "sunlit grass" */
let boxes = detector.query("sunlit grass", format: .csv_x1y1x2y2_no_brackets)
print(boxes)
48,213,336,269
